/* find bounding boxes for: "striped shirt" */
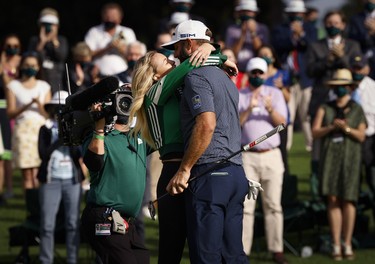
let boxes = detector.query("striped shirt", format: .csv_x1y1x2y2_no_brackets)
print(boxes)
144,54,227,159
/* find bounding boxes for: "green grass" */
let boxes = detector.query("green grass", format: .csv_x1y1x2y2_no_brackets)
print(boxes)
0,132,374,263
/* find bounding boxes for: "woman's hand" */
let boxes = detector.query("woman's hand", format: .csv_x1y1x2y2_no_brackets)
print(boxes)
222,59,238,76
189,43,215,66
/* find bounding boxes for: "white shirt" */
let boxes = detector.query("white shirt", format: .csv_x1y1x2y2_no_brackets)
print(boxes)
84,24,137,75
7,79,50,123
327,35,342,50
357,76,375,136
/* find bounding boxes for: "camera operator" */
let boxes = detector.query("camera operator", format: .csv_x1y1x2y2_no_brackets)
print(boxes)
80,88,150,264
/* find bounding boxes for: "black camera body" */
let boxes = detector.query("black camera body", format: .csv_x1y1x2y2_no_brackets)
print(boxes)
58,84,133,146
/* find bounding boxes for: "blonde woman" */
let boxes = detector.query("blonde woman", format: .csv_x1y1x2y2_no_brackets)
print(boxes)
128,44,237,263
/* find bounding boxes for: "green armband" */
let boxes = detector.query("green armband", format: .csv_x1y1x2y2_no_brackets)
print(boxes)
93,134,105,140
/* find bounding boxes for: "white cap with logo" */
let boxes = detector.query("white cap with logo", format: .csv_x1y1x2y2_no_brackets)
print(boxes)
161,19,210,50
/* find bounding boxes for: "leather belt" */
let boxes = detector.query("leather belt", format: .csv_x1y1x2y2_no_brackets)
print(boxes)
162,158,182,163
248,148,275,153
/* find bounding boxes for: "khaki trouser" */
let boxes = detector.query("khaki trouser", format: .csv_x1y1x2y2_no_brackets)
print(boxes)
242,149,285,255
287,83,313,151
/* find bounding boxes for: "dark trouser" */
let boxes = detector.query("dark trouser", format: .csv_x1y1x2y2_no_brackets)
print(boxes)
81,205,149,264
362,135,375,195
156,161,187,264
185,163,249,264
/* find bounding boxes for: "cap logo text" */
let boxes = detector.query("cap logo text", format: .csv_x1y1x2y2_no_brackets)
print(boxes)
180,33,196,38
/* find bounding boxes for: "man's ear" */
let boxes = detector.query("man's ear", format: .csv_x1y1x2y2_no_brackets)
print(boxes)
186,39,194,52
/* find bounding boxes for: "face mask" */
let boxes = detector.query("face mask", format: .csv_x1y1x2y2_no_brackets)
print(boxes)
104,21,116,30
325,26,341,37
352,73,365,82
289,15,303,22
127,60,136,69
157,48,173,58
240,15,254,23
79,61,91,69
366,2,375,12
249,76,264,88
21,67,38,77
310,19,318,26
5,47,20,56
333,86,349,97
175,4,190,13
262,56,273,66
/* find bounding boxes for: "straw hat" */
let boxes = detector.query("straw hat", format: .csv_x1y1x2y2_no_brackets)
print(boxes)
326,69,353,86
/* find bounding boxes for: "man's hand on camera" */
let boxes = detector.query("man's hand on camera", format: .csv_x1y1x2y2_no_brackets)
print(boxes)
90,103,106,129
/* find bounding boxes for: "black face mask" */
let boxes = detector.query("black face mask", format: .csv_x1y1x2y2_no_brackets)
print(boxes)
325,26,341,37
21,67,38,77
366,2,375,12
104,21,116,30
79,61,91,69
289,15,303,22
175,4,190,13
240,15,254,23
127,60,136,70
157,48,173,58
5,47,20,56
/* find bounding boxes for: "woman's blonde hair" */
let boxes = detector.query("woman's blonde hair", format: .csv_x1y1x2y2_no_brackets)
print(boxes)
128,51,158,148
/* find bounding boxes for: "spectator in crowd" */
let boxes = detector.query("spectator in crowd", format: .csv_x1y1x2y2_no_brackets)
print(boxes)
81,84,150,264
348,0,375,79
166,12,189,36
0,128,4,204
65,42,99,94
350,54,375,218
37,90,84,264
129,43,235,263
257,44,292,176
225,0,270,73
305,6,325,39
306,10,361,200
84,2,136,77
238,57,288,264
158,0,206,34
6,52,51,191
1,34,22,84
312,68,366,261
0,33,22,200
116,40,147,84
222,47,249,89
271,0,317,152
64,41,99,93
163,20,248,263
28,7,69,94
154,32,174,59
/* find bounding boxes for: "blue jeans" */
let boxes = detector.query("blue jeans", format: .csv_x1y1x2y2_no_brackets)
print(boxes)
39,178,81,264
185,163,249,264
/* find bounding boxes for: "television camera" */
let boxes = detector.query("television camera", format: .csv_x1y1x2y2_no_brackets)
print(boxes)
57,76,133,146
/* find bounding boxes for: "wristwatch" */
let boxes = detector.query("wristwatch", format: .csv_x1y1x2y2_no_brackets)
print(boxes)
345,127,351,134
